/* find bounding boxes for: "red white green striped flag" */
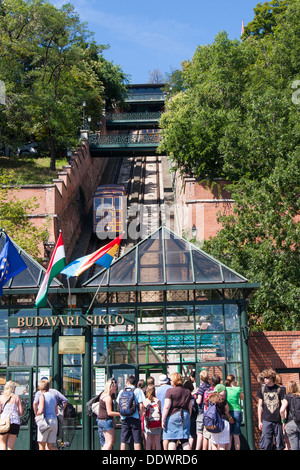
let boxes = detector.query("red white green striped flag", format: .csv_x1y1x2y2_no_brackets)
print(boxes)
35,232,66,308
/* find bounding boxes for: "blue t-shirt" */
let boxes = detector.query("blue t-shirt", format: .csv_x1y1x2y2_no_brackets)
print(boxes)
197,382,211,411
156,384,172,412
117,386,145,420
43,391,57,419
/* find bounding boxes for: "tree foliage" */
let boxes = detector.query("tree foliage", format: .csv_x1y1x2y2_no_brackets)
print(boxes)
0,0,128,170
0,169,48,259
159,0,300,330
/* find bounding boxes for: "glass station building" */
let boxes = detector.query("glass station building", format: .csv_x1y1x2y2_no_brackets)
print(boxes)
0,227,259,450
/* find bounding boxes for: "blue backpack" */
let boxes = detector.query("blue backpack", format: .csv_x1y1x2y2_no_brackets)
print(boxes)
203,402,224,434
117,387,136,417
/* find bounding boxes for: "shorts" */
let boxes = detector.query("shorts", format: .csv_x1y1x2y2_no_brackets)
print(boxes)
163,410,190,441
196,413,204,434
229,410,242,435
37,418,58,444
97,418,114,432
210,420,230,446
0,423,20,436
120,417,142,445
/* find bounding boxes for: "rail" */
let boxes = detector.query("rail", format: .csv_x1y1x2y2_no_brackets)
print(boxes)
89,133,161,147
106,111,161,122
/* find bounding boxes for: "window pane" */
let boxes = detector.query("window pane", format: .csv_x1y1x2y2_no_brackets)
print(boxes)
225,305,239,331
195,305,223,331
226,333,241,362
9,338,36,366
38,337,51,366
0,310,8,336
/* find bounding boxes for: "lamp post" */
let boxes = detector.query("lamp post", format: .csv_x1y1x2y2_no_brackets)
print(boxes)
192,224,197,239
82,100,86,129
87,115,91,132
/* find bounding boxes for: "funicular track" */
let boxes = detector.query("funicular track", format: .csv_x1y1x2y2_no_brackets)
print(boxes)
77,123,174,284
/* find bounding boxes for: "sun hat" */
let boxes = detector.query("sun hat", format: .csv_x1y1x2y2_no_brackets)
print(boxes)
159,374,169,384
214,384,226,393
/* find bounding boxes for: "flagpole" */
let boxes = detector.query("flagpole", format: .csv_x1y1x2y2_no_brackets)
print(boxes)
86,271,107,314
67,277,72,310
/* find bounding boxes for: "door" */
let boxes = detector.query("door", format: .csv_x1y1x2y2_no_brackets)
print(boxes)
6,368,34,450
195,362,226,387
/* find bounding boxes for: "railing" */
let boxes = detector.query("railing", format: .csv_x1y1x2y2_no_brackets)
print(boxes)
125,93,165,102
106,112,161,122
89,133,161,147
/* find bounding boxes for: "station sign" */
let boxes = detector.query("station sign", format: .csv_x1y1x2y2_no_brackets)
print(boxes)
8,313,134,329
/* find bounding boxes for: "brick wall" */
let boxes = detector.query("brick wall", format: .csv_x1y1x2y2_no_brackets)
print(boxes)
249,331,300,448
7,141,108,260
173,173,234,241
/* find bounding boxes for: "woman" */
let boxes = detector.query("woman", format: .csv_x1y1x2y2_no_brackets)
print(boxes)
97,379,120,450
225,374,244,450
162,372,193,450
280,380,300,450
36,379,58,450
0,381,23,450
143,384,162,450
207,385,234,451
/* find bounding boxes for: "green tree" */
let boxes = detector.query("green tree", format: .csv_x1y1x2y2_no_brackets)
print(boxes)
0,0,127,169
0,169,48,259
160,1,300,330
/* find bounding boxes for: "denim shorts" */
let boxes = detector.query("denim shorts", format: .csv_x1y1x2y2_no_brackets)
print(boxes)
229,410,242,435
163,410,190,441
97,418,114,432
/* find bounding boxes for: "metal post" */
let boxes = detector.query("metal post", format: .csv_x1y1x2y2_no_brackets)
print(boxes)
83,327,92,450
240,303,255,450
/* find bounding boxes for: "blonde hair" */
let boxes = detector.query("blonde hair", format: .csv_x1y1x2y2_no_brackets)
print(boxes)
200,371,209,383
171,372,183,387
3,381,16,399
286,380,300,396
103,379,116,395
146,385,156,402
39,379,50,392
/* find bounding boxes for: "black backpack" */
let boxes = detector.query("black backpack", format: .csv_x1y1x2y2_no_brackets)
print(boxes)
64,402,76,419
117,387,136,417
290,395,300,422
86,394,101,417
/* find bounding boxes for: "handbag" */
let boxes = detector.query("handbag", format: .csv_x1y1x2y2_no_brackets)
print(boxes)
0,396,15,434
35,413,50,433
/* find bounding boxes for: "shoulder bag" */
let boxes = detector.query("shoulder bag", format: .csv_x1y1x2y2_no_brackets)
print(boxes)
0,396,15,434
35,394,50,433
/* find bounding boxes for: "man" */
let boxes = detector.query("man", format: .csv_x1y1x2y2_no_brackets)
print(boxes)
33,378,68,449
257,368,285,450
116,375,145,450
156,374,172,450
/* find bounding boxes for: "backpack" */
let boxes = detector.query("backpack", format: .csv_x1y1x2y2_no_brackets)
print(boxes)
64,402,76,419
290,395,300,422
86,394,101,417
117,387,136,417
145,401,161,429
203,387,215,411
203,402,225,434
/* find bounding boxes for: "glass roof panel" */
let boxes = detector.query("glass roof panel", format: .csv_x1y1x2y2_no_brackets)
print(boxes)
164,233,193,284
138,233,164,284
83,227,249,288
222,266,247,283
109,249,136,285
192,250,222,283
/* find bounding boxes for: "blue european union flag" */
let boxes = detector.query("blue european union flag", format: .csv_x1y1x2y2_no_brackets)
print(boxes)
0,232,27,295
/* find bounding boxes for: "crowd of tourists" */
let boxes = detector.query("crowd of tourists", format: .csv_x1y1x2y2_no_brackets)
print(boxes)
97,371,244,451
0,367,300,450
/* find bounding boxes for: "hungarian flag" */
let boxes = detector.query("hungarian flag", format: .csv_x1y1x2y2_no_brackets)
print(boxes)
60,233,123,279
35,232,66,308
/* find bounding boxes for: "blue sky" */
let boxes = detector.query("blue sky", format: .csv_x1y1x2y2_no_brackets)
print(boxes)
54,0,260,84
